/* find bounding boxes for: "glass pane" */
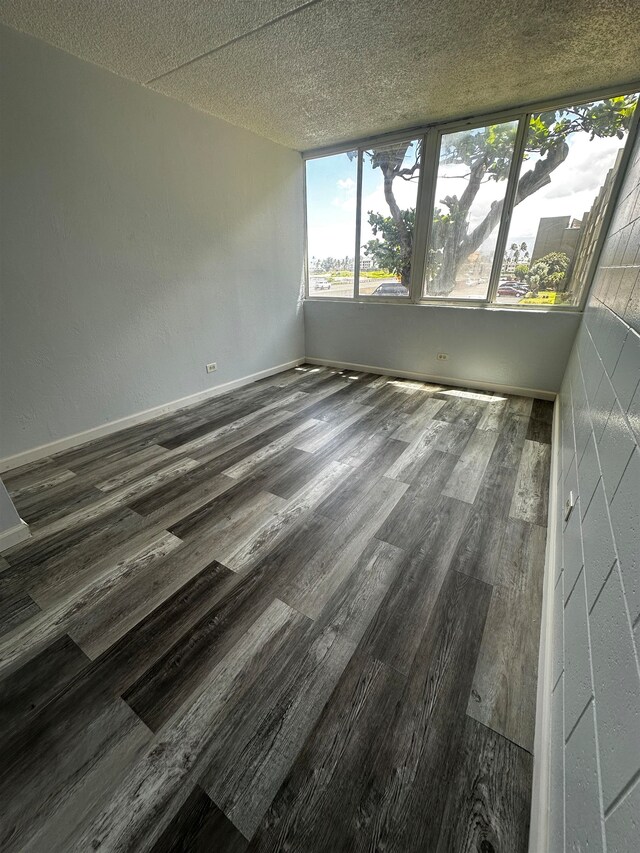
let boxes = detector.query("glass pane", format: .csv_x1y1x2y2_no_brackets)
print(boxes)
359,139,421,298
423,120,519,299
306,152,357,298
496,95,638,307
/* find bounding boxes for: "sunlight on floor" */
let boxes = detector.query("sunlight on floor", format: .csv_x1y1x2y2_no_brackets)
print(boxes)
438,388,507,402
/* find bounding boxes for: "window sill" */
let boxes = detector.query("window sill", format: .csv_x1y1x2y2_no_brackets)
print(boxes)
303,296,583,314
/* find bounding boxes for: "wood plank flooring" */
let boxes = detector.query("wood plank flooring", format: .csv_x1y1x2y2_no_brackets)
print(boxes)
0,365,551,852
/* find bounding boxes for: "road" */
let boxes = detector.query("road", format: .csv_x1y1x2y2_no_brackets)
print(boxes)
310,277,524,304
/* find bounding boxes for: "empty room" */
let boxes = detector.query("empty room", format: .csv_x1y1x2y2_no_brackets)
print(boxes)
1,2,639,851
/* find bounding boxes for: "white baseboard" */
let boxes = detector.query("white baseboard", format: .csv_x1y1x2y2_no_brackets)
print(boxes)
0,519,31,553
0,358,305,473
305,357,557,400
528,396,561,853
1,355,555,474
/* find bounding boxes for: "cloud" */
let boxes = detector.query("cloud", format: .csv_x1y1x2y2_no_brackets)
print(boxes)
308,126,628,260
359,172,420,244
331,175,357,213
337,178,356,190
544,133,622,200
507,132,625,246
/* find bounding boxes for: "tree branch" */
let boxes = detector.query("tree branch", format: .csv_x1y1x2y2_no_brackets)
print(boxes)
457,157,487,214
457,141,569,260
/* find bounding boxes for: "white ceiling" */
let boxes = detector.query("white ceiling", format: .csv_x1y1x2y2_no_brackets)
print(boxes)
2,0,639,150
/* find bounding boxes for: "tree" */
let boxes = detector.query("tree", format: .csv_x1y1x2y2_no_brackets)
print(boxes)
514,262,530,281
320,256,339,272
504,241,530,270
364,96,636,296
362,143,420,287
364,209,415,283
523,252,570,293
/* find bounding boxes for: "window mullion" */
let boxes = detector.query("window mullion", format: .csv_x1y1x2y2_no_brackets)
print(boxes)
410,130,440,303
303,159,310,299
353,150,363,299
486,115,530,304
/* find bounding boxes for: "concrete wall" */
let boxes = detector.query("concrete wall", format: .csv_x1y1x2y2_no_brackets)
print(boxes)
0,25,304,462
304,300,580,395
531,216,581,264
549,129,640,852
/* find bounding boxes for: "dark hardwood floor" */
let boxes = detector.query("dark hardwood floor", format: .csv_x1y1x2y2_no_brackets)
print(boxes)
0,365,551,852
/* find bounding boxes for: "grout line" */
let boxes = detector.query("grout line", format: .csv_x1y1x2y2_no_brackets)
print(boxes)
146,0,327,84
584,561,609,853
588,559,618,615
564,694,594,745
554,567,564,591
563,563,584,608
604,767,640,820
609,443,636,504
579,471,600,522
599,263,640,272
586,306,640,444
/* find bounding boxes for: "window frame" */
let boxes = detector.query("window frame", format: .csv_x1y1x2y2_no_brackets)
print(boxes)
303,83,640,312
416,116,526,307
356,137,422,302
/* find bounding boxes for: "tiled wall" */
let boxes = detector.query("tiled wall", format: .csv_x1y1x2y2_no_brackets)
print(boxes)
550,130,640,851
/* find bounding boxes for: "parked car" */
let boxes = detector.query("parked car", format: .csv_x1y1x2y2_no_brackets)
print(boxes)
371,282,409,296
497,283,528,297
312,277,331,291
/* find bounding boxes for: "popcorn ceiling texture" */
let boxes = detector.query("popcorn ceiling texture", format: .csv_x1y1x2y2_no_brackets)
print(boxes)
1,0,639,149
0,0,311,82
550,129,640,852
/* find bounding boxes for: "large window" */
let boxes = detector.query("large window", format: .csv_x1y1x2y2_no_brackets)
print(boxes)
305,91,638,309
423,120,519,300
495,98,635,307
359,140,421,298
306,151,357,298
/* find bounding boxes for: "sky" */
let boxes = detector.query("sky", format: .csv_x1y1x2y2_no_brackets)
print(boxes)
306,118,630,265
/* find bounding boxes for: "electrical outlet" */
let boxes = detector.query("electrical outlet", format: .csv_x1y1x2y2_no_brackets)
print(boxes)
206,362,217,374
436,353,448,361
564,490,575,522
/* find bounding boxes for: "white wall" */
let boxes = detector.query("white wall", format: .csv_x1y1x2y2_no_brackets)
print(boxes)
0,479,21,532
304,300,580,395
549,130,640,852
0,25,304,461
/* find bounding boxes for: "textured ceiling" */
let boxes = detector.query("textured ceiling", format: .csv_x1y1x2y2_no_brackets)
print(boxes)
2,0,639,150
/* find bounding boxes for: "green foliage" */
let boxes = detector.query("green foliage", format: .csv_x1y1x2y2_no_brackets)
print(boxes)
440,121,519,182
313,255,354,273
523,252,570,293
522,290,567,305
325,270,353,280
366,96,636,296
360,269,393,278
423,208,451,279
364,208,415,283
514,263,530,281
526,95,637,157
